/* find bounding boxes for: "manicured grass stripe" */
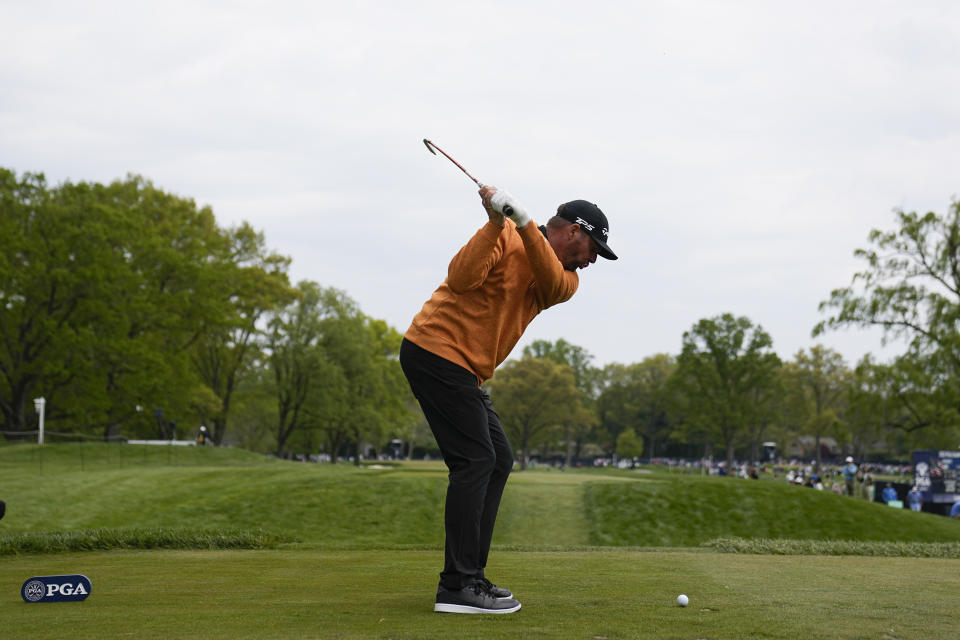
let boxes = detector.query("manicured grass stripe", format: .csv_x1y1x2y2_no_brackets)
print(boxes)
4,549,959,640
5,444,960,555
0,527,291,555
704,536,960,558
582,473,960,546
0,441,278,471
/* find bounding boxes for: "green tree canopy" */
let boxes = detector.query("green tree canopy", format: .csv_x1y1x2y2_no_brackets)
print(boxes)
615,428,644,467
815,200,960,402
190,223,296,445
0,169,268,439
522,338,600,464
672,314,781,471
851,354,960,455
597,354,676,459
791,345,850,468
267,282,412,460
486,356,582,470
522,338,600,399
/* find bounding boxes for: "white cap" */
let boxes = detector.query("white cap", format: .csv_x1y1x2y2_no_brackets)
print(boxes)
845,456,853,462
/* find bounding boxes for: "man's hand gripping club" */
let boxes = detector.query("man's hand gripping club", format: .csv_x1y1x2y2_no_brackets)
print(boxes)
479,185,532,229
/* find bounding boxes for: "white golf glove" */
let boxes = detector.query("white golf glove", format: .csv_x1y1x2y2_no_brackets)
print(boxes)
490,190,531,229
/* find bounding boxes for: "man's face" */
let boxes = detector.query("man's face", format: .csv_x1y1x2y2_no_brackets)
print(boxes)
557,227,599,271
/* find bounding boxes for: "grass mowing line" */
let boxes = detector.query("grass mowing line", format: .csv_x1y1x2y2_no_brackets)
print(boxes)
8,531,958,559
0,528,292,556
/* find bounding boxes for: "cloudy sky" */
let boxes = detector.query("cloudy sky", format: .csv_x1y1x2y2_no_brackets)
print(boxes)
3,1,958,369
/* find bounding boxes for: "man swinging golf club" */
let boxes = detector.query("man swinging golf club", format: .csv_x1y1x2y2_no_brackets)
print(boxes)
399,182,617,614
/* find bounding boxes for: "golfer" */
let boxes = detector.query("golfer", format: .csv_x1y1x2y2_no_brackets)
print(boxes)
399,185,617,614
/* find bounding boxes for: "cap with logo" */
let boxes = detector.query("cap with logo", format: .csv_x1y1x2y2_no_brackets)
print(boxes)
556,200,617,260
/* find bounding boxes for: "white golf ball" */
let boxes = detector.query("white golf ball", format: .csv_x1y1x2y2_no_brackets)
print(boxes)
677,594,689,607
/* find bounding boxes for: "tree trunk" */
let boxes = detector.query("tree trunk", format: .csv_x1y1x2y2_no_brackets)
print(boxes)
814,432,822,471
725,439,736,476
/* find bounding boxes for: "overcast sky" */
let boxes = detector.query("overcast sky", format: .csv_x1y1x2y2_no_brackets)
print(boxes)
3,1,958,370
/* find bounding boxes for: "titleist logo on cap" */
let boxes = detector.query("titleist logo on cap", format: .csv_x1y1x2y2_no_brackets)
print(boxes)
575,217,609,238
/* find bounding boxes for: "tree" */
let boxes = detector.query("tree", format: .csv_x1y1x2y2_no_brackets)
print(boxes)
630,354,675,458
226,363,279,453
597,355,676,460
267,282,413,460
615,428,644,468
1,171,119,433
596,363,638,456
845,355,889,459
815,200,960,413
522,338,600,464
743,365,784,465
522,338,601,398
190,223,296,445
0,170,236,438
96,174,237,438
791,346,849,468
338,317,410,463
672,314,782,472
364,318,421,457
266,282,329,456
851,354,960,456
486,357,583,470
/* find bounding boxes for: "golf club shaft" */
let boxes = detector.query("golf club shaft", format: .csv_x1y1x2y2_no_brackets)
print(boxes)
422,139,513,214
423,139,482,186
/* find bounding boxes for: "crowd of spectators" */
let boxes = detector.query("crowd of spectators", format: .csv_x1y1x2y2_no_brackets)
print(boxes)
642,456,922,502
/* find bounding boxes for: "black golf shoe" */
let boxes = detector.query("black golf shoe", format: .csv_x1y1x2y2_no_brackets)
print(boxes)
480,577,513,599
434,581,521,614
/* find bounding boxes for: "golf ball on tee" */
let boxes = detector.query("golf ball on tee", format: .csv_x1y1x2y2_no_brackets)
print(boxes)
677,594,689,607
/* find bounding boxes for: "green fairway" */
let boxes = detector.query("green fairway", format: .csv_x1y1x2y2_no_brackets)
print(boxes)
3,549,957,640
3,443,960,638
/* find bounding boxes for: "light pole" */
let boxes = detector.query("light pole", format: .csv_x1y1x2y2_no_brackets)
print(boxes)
33,397,46,445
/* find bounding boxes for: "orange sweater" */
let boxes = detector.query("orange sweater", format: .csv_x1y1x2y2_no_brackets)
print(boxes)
405,219,579,384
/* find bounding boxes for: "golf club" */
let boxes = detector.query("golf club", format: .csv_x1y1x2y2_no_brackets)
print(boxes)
422,139,514,214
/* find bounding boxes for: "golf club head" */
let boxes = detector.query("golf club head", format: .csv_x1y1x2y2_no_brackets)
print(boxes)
421,138,486,190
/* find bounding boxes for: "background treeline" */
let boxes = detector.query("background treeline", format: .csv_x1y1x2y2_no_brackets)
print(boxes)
3,169,959,466
0,169,413,461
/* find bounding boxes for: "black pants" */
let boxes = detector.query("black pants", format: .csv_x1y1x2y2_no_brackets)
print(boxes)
399,339,514,590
